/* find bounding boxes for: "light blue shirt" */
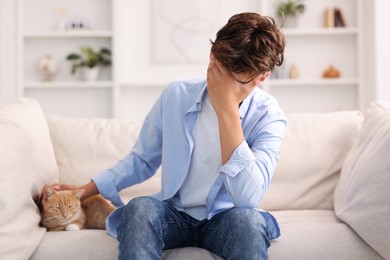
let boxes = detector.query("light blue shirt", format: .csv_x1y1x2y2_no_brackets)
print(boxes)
93,78,287,239
177,93,221,220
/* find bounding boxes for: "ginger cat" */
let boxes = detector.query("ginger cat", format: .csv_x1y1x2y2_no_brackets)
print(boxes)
39,185,115,231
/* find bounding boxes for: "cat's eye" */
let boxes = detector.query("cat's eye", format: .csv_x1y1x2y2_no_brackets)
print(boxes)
69,205,73,208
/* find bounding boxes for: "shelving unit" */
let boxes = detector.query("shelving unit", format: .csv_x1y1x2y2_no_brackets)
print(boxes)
24,81,113,89
260,0,363,113
15,0,365,119
17,0,117,118
117,0,365,119
24,31,113,38
282,27,358,36
269,78,358,87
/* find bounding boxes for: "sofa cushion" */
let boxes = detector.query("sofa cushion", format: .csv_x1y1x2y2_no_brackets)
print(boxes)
334,102,390,259
46,116,161,204
30,211,381,260
260,111,363,210
30,230,119,259
0,98,58,259
269,210,383,259
30,230,223,260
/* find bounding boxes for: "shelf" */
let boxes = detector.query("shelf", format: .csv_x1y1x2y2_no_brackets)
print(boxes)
283,27,358,36
269,78,358,87
15,0,363,118
24,31,112,38
120,78,359,88
24,81,113,89
121,80,170,88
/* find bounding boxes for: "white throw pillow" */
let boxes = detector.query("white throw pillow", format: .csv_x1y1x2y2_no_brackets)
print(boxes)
46,116,161,204
0,98,58,259
334,102,390,259
260,111,363,210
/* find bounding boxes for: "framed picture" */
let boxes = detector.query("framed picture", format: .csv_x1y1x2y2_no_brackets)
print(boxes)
150,0,260,64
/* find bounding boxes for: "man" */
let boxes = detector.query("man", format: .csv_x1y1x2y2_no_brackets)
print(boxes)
55,12,286,259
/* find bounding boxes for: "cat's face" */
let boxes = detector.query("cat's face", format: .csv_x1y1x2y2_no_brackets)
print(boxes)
40,185,84,227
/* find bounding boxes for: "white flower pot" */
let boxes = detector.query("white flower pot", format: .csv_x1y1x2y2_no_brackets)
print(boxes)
283,15,298,28
81,67,100,81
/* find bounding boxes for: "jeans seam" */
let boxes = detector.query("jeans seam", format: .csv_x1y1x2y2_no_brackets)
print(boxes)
159,221,169,256
219,226,229,258
206,225,230,258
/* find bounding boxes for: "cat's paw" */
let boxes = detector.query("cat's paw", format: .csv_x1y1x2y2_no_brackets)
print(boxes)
65,224,80,231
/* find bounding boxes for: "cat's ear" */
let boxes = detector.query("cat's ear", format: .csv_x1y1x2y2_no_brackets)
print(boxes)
42,184,55,200
72,189,85,199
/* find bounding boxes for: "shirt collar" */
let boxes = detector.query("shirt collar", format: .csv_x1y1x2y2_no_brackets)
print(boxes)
186,80,257,119
239,88,256,119
186,81,207,114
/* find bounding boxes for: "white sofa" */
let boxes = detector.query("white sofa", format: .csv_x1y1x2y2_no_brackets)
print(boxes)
0,98,389,260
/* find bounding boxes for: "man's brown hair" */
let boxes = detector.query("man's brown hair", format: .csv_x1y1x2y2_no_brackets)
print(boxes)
210,12,285,75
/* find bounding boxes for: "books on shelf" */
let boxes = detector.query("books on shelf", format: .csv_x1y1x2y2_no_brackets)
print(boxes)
324,7,346,28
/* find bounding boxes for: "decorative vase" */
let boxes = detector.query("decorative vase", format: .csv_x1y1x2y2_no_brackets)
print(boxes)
289,64,300,79
38,54,58,82
57,18,66,31
81,67,100,81
323,65,341,78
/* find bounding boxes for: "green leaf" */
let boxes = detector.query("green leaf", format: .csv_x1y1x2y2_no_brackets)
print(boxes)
277,0,305,17
66,54,81,60
65,46,112,74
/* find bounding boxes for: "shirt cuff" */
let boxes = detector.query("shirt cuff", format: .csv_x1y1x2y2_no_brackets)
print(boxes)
219,141,255,178
92,169,124,207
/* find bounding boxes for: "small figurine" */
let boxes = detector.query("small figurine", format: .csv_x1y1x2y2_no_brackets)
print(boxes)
289,64,300,79
55,5,68,31
38,54,58,82
68,19,89,30
323,65,340,78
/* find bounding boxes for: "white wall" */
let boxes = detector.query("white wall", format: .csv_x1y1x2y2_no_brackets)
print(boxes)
362,0,390,107
118,0,390,118
118,0,260,85
116,0,261,120
362,0,375,108
374,0,390,102
1,0,389,115
0,0,17,101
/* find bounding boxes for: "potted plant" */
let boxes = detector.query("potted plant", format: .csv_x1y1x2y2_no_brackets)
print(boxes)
276,0,305,28
66,46,111,81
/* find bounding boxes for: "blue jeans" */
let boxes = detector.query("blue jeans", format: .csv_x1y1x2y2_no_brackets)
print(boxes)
117,196,272,260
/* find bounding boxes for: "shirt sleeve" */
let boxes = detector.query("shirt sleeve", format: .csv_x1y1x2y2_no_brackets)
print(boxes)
92,91,164,206
219,116,287,208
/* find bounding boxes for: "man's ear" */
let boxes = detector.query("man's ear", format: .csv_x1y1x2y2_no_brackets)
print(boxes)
259,71,271,82
253,71,270,87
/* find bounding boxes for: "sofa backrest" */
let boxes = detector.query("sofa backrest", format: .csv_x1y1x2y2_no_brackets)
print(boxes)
46,115,160,205
47,110,363,210
334,102,390,259
259,111,363,210
0,98,58,259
